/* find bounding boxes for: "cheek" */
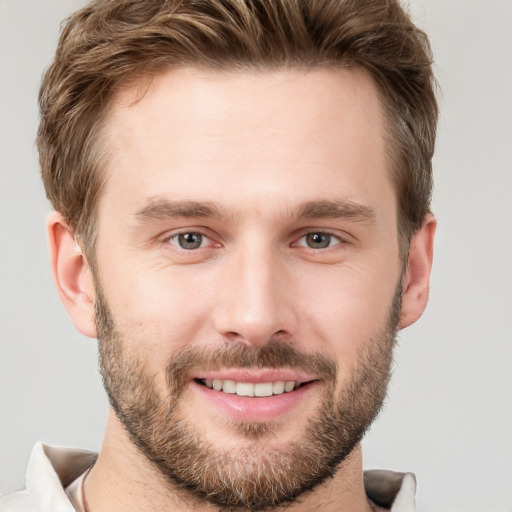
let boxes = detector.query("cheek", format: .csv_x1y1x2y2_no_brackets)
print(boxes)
101,262,214,360
97,241,401,380
294,258,400,368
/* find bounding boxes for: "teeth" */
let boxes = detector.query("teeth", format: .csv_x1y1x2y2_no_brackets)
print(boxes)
254,382,273,397
273,381,285,394
236,382,254,397
222,380,236,394
201,379,298,396
284,381,295,392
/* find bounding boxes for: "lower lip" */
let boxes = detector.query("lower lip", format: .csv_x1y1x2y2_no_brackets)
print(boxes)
192,380,318,422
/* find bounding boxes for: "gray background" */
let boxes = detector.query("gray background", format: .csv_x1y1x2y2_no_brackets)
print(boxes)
1,1,511,510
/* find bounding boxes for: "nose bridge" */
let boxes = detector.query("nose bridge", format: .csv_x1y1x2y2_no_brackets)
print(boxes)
213,238,296,346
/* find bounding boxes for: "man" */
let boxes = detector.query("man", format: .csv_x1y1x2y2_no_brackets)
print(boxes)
0,0,437,511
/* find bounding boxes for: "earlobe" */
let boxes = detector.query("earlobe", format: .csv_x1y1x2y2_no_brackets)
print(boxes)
47,212,97,338
399,214,436,329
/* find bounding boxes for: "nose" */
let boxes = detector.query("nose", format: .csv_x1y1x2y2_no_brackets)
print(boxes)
213,244,298,347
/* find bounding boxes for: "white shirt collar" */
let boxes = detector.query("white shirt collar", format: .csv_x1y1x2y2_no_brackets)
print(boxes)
3,442,415,512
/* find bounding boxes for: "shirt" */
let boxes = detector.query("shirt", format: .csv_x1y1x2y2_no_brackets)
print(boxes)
0,442,416,511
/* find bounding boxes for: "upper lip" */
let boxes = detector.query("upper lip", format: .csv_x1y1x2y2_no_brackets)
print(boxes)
191,369,317,384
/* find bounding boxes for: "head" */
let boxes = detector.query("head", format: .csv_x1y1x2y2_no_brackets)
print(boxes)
42,1,437,510
39,0,437,260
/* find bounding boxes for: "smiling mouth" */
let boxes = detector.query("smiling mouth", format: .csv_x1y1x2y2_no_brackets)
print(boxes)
195,378,314,397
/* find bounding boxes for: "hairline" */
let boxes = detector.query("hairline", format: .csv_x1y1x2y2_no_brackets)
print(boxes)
80,62,419,268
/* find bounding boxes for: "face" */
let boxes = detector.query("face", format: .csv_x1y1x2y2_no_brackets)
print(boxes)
92,67,403,509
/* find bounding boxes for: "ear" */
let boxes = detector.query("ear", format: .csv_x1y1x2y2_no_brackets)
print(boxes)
47,212,97,338
399,214,436,329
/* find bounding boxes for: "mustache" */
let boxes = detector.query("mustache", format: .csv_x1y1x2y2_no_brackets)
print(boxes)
165,339,338,389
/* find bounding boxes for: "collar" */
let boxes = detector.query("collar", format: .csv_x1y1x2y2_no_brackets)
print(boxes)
26,442,97,512
14,442,415,512
364,469,416,511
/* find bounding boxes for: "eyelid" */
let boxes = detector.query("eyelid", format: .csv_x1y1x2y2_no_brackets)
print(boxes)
161,227,221,250
291,229,350,248
158,226,351,252
168,233,208,249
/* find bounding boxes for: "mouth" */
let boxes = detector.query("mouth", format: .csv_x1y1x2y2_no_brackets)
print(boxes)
191,371,320,423
195,378,312,397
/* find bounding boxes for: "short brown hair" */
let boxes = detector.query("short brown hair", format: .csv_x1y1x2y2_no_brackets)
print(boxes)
38,0,437,256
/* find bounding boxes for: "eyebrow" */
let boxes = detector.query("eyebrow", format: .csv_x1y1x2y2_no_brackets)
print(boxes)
135,198,232,222
296,200,376,223
134,197,376,224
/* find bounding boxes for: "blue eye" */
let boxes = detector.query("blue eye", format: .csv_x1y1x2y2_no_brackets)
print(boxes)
297,232,341,249
168,232,207,250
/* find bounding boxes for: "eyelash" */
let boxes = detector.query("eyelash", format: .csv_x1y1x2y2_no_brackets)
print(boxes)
165,231,218,251
163,230,346,251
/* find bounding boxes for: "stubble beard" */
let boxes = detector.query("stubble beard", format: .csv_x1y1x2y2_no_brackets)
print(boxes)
94,280,401,511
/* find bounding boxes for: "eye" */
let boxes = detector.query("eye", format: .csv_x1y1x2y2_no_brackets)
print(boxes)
167,232,209,250
296,232,342,249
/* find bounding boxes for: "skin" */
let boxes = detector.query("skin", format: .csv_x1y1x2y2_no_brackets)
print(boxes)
48,67,435,511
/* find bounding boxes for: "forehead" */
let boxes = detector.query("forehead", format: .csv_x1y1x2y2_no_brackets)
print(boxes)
99,66,392,220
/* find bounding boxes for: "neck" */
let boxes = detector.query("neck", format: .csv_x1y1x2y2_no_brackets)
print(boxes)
85,410,374,512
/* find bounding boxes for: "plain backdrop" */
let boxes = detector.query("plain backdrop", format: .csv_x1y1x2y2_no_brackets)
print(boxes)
1,1,511,511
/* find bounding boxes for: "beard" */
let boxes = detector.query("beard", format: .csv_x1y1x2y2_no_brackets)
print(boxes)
94,280,401,511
